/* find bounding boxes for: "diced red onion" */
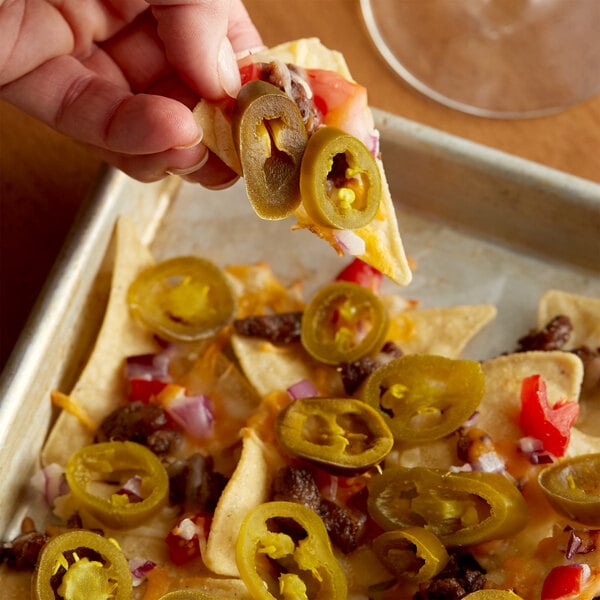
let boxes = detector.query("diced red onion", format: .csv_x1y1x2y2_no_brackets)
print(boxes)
30,463,69,507
333,229,366,256
128,557,156,587
125,351,171,381
471,451,506,473
462,411,480,428
164,389,215,440
116,475,143,503
449,463,473,473
565,531,583,560
580,563,592,583
287,379,318,400
518,436,544,454
517,436,556,465
321,475,339,503
173,517,204,541
529,450,556,465
366,129,380,157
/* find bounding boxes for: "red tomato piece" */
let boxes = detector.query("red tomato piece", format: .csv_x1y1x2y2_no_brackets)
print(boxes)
335,258,383,293
165,514,209,566
305,69,374,146
239,62,264,85
519,374,579,457
128,379,169,403
541,564,584,599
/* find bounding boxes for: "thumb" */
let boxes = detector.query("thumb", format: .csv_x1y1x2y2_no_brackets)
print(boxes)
147,0,263,100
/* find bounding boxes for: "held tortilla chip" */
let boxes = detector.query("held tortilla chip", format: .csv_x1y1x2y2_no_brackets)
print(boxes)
194,38,412,286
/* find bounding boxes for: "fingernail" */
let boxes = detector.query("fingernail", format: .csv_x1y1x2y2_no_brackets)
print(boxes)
218,37,242,98
173,129,203,151
166,151,210,177
200,175,240,190
235,45,268,61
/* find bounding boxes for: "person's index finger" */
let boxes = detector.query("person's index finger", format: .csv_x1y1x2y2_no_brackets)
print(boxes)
147,0,262,100
2,54,201,155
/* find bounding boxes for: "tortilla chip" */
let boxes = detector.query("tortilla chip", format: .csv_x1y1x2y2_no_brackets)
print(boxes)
389,438,460,471
230,335,343,398
41,217,159,466
537,290,600,349
204,428,284,576
386,302,497,358
194,38,412,286
225,262,305,317
477,351,584,445
1,567,30,600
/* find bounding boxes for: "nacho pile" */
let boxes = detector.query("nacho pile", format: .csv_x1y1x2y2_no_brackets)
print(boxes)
1,215,599,600
2,38,600,600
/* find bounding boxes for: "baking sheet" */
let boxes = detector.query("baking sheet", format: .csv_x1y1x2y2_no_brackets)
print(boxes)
1,109,599,539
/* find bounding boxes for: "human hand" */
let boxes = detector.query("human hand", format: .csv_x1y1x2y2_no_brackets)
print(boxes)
0,0,263,187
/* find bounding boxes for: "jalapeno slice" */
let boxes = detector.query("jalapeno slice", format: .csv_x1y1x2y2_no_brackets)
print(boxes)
276,397,393,474
301,281,389,365
300,126,381,229
359,355,485,442
65,441,169,529
538,453,600,526
233,80,308,220
127,256,235,342
236,500,347,600
33,530,132,600
372,527,449,583
367,466,528,546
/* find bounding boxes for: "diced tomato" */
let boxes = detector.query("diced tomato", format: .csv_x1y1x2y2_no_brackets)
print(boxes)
335,258,383,293
541,564,585,599
165,514,209,566
306,69,366,120
128,379,169,403
519,374,579,457
239,62,264,85
305,68,375,147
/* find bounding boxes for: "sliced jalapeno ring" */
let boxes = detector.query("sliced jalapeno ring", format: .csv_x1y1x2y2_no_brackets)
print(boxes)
300,126,381,230
301,281,389,365
65,441,169,529
367,466,528,546
538,453,600,526
236,501,347,600
233,80,308,220
372,527,449,583
359,354,485,442
127,256,236,342
33,530,132,600
277,397,393,474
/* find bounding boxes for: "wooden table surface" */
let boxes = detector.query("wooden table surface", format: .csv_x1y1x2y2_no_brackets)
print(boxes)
1,0,600,369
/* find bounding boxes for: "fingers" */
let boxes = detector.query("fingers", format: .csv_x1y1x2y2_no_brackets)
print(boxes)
1,54,201,154
147,0,263,100
96,144,238,188
95,141,208,182
182,151,240,188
